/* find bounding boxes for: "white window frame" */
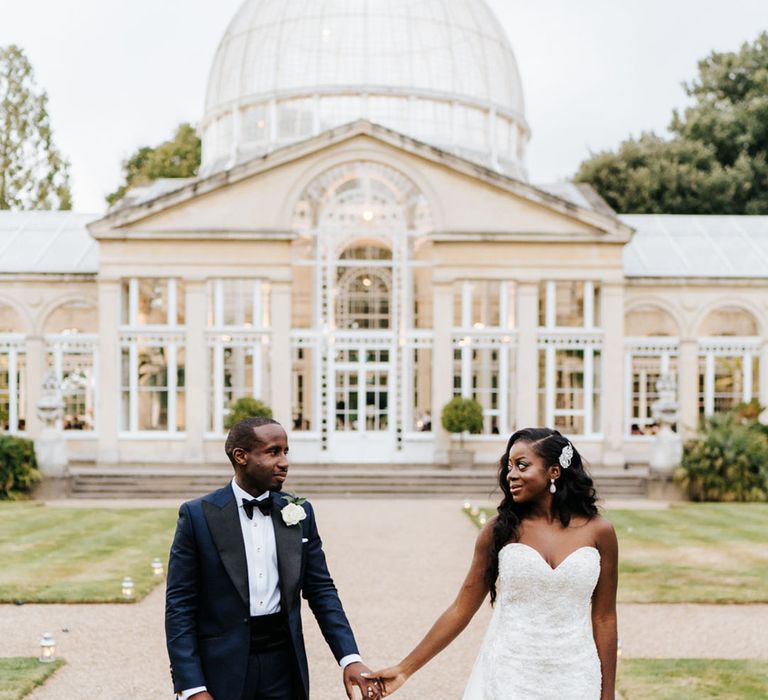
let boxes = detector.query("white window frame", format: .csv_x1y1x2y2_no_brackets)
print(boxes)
208,279,269,330
451,331,517,437
540,280,599,331
624,338,679,439
698,337,760,417
0,335,25,434
46,333,99,435
206,332,271,436
537,333,603,438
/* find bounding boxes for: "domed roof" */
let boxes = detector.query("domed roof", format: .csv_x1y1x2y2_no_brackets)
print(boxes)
201,0,529,178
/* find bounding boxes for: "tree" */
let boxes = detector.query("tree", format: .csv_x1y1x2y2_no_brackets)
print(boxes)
0,45,72,210
107,123,201,206
575,32,768,214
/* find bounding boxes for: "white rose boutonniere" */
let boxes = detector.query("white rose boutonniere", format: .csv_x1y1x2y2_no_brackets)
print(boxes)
280,494,308,527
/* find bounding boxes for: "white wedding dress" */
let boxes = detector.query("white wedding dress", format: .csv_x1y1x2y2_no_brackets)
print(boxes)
463,543,602,699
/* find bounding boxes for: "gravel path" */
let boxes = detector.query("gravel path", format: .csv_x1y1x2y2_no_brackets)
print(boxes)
1,498,766,699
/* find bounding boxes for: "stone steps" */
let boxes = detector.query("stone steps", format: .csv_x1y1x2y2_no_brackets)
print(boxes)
68,465,649,499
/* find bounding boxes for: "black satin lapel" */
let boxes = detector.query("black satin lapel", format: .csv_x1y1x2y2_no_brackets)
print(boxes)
203,498,250,609
271,497,303,612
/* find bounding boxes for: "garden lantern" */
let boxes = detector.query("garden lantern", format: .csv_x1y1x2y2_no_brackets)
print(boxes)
122,576,135,599
151,558,164,577
463,499,472,511
470,506,480,517
39,632,56,663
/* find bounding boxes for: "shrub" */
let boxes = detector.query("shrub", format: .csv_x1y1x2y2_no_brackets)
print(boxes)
441,397,484,448
0,435,41,499
224,397,273,430
675,412,768,502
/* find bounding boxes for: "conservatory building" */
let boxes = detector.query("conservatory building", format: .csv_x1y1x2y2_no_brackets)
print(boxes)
1,0,767,470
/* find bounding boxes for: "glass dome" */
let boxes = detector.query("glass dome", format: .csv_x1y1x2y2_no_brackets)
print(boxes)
201,0,529,178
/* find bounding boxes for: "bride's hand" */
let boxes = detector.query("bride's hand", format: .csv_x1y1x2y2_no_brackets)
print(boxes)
361,666,409,696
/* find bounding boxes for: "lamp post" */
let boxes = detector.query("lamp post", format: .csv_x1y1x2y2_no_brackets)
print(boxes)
122,576,135,599
39,632,56,663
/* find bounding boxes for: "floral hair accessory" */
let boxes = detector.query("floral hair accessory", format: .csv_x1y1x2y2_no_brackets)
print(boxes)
559,442,574,469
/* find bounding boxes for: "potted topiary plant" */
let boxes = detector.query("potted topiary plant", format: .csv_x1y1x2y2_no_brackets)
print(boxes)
441,397,484,468
224,397,273,430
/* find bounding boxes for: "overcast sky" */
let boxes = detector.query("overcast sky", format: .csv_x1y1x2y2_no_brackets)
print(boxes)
1,0,766,212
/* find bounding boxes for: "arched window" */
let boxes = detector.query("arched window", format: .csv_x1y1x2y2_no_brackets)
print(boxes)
336,246,392,330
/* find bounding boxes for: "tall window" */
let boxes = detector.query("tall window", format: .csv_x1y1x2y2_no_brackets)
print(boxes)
0,303,25,433
537,281,602,435
452,281,515,434
120,279,185,433
207,279,271,434
624,306,680,437
45,300,98,432
698,307,760,418
538,347,601,436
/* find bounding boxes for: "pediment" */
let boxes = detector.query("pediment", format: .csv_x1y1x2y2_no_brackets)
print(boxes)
88,121,632,245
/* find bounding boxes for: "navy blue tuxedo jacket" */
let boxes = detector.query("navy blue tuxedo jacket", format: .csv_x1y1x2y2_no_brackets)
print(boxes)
165,485,359,699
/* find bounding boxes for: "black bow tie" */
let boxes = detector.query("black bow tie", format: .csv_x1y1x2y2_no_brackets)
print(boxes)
242,495,272,519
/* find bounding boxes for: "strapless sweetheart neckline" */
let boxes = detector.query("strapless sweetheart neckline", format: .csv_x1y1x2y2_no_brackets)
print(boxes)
500,542,599,572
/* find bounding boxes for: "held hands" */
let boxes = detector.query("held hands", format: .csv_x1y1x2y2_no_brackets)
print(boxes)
361,665,409,697
343,662,383,699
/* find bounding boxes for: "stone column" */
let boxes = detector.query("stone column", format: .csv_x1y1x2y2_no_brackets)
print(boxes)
678,337,699,438
600,283,625,468
269,282,292,427
24,335,46,437
96,279,121,464
515,282,539,429
183,280,207,463
432,282,454,460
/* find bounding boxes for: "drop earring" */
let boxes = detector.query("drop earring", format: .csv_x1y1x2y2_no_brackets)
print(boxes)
549,478,556,494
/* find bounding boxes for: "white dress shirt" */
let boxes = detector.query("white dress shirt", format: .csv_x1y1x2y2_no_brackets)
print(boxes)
179,481,361,698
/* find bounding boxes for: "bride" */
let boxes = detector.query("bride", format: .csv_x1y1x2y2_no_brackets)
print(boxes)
363,428,618,699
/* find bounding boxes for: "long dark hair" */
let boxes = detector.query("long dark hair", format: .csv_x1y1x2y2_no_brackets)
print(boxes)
484,428,598,604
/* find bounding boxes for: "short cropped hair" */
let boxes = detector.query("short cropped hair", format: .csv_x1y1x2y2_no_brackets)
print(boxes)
225,417,280,467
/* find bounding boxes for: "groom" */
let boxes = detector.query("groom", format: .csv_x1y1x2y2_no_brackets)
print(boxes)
165,417,379,699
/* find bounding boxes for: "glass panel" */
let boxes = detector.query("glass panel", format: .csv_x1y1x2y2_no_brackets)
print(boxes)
537,349,546,426
335,370,359,431
713,356,744,414
555,282,585,327
554,349,585,435
292,347,313,431
413,348,432,431
137,279,169,326
277,98,313,139
0,352,24,432
453,347,463,397
49,351,96,430
16,353,26,432
336,268,391,329
472,347,500,434
0,353,9,431
120,348,130,432
137,345,169,431
471,281,501,329
593,351,602,434
176,347,186,432
365,369,389,431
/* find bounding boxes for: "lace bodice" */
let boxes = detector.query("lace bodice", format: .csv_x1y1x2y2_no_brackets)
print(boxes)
463,543,602,700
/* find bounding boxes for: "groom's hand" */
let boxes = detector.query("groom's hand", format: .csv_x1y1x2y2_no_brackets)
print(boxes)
188,693,214,700
361,666,408,697
343,662,381,699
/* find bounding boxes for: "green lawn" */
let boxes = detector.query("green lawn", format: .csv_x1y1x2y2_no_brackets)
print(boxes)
0,503,177,603
0,658,63,700
470,504,768,603
617,659,768,699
